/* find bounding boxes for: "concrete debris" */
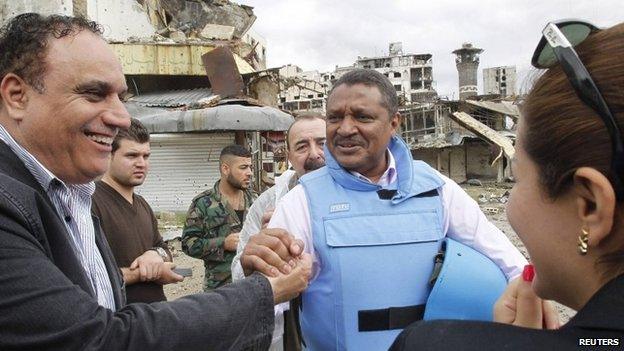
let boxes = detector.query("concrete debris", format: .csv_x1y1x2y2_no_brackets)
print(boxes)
200,23,236,40
482,207,500,215
478,194,488,204
169,30,187,42
464,100,520,118
450,111,515,160
466,179,483,186
478,191,510,204
191,95,222,109
247,74,280,107
500,191,510,204
157,0,256,40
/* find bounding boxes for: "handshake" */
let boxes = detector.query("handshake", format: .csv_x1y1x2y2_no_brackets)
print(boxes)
240,228,312,304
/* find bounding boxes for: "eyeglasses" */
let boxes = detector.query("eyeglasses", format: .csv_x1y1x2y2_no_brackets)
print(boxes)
531,20,624,199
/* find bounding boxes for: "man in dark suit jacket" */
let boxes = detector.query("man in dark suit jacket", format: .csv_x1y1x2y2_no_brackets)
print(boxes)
0,13,310,350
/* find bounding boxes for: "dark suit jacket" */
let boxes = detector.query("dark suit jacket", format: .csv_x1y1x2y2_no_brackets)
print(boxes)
390,274,624,350
0,141,274,350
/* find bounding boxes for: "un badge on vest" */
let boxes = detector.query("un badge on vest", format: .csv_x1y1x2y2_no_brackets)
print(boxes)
329,203,350,213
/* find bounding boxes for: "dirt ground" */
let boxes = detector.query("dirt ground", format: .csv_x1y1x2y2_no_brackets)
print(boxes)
163,181,576,323
163,238,206,299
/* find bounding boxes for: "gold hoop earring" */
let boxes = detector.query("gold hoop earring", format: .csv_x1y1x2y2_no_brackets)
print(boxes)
578,227,589,255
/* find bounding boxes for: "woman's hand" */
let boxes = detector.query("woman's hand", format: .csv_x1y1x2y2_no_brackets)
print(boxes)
494,267,560,329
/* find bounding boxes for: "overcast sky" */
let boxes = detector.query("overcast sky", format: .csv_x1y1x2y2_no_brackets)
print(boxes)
241,0,622,99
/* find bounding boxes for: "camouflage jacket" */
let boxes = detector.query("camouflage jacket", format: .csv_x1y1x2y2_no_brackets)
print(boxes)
182,180,256,290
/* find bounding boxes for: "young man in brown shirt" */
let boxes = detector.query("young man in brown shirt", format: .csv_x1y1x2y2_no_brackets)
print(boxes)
92,118,183,303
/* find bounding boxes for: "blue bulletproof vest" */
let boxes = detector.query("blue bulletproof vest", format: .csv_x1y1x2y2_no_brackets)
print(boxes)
299,135,445,351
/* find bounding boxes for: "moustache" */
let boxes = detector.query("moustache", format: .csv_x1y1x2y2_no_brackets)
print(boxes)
304,158,325,171
333,136,366,147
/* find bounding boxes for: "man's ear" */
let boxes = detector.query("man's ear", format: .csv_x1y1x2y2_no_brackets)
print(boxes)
573,167,616,248
0,73,30,121
390,112,401,132
221,161,229,175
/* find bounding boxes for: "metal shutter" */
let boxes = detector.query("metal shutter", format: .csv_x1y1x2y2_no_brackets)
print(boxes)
137,132,235,212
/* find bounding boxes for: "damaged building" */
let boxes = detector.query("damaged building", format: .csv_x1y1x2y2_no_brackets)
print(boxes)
277,41,438,114
400,42,518,184
483,66,517,98
1,0,293,212
406,99,518,184
355,42,437,104
278,65,329,114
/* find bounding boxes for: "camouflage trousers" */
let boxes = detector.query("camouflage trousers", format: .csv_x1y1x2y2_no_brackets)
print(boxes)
203,265,232,291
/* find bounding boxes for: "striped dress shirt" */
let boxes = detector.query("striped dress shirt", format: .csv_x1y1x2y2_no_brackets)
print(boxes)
0,125,116,310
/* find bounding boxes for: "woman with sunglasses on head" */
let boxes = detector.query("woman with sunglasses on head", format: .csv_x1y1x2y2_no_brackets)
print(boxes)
391,20,624,350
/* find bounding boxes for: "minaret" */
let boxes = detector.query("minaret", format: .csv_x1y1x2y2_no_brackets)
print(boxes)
452,43,483,100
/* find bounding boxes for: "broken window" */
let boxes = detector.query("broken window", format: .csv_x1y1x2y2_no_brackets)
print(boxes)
283,102,297,111
294,95,300,100
394,85,402,92
308,94,314,99
317,93,324,98
425,115,435,128
394,72,401,78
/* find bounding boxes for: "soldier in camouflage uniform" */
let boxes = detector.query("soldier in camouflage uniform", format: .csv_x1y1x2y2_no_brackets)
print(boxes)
182,145,257,290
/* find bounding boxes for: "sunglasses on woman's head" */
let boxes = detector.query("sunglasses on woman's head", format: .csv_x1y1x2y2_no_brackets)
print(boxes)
531,20,624,200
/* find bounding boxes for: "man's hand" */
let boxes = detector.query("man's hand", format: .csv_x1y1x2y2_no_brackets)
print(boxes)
130,250,165,282
155,262,184,285
260,208,274,229
224,232,240,252
267,253,312,304
494,276,560,329
240,228,304,277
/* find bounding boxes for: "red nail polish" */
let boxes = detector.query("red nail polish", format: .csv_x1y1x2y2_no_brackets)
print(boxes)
522,264,535,282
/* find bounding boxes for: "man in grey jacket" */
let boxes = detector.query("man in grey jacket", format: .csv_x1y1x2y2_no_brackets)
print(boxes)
0,13,310,350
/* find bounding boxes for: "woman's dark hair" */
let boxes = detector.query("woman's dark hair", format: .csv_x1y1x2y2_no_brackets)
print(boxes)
522,22,624,276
